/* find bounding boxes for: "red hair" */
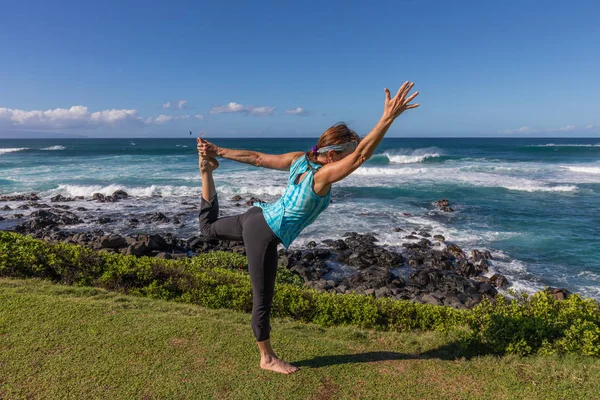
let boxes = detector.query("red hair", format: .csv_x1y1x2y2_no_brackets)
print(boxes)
306,122,361,165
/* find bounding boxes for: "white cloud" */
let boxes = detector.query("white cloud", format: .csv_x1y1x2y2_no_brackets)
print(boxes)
501,124,598,135
174,114,190,120
249,106,275,116
155,115,173,124
209,102,274,116
194,114,204,120
161,99,188,110
501,126,536,134
285,107,309,116
0,105,143,129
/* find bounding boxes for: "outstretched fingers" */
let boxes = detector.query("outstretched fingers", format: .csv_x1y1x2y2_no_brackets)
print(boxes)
395,81,409,99
405,103,420,109
404,91,419,104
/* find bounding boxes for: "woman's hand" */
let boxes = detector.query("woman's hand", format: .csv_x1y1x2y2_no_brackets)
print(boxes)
382,81,419,120
197,138,219,157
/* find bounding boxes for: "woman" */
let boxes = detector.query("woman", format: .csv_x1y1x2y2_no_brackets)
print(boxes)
197,81,419,374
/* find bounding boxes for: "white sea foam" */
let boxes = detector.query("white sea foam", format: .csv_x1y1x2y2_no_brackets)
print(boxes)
353,167,428,176
529,143,600,147
50,183,202,198
381,147,442,164
565,166,600,174
0,148,28,155
41,145,67,151
351,166,578,192
220,185,286,196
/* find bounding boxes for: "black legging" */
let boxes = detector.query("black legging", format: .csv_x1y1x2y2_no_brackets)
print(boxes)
199,194,281,342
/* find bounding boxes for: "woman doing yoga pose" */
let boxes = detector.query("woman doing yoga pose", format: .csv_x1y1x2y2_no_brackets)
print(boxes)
197,81,419,374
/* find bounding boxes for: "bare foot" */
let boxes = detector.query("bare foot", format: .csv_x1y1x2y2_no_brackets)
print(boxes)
260,356,299,374
199,156,219,173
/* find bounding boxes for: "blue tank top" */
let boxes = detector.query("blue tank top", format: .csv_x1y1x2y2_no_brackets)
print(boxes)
254,156,332,249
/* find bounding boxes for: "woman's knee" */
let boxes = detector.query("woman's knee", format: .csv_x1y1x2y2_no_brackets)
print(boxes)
199,220,216,239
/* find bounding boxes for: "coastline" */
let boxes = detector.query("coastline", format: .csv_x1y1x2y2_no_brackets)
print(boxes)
0,190,575,309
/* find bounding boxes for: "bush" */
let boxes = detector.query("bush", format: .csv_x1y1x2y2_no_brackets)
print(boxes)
1,231,599,356
469,291,600,356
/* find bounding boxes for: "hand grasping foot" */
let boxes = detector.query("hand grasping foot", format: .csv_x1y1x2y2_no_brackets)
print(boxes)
199,156,219,173
260,356,299,374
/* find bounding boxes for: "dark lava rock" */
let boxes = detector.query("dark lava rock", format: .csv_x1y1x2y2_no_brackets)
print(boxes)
100,234,127,249
137,234,169,251
340,266,397,291
434,198,454,212
546,287,571,301
50,194,74,202
421,293,442,306
15,209,83,233
456,259,477,277
489,273,509,288
445,243,465,259
1,205,12,211
433,234,446,242
245,197,263,206
126,242,149,257
471,249,493,261
0,193,40,202
148,212,169,223
392,227,404,232
230,195,243,201
92,193,105,201
478,282,498,296
112,190,128,199
97,217,111,224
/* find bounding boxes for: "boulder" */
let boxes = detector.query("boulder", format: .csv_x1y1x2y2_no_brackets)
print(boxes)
50,194,73,202
546,287,571,301
100,234,127,249
0,193,40,202
420,294,442,306
245,197,264,206
489,273,509,288
340,266,396,291
434,198,454,212
112,190,128,199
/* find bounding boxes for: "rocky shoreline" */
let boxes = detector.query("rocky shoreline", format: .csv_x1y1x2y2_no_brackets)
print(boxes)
0,191,571,309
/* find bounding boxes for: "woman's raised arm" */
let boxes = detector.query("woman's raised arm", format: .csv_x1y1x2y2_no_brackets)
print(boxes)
315,81,419,186
197,138,303,171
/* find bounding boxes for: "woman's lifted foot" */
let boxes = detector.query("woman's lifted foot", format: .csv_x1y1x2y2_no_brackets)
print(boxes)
260,356,299,375
200,156,219,173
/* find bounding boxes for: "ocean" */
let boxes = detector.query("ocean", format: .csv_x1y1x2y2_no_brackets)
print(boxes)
1,137,599,299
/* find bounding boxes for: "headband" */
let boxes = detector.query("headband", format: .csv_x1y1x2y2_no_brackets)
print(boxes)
312,141,357,155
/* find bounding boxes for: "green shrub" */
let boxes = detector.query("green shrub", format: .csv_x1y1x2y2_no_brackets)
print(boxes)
469,291,600,356
2,231,599,356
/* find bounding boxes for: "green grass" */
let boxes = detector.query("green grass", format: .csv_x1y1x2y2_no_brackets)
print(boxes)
1,278,599,399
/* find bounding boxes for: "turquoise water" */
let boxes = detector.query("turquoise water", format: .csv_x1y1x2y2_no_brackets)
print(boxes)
1,137,599,298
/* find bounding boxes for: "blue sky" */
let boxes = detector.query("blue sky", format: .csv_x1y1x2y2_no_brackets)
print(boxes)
1,0,599,138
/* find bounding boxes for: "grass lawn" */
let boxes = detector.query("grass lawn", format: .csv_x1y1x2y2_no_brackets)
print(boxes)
1,277,599,399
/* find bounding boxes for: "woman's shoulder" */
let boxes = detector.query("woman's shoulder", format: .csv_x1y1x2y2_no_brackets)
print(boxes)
290,154,306,170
